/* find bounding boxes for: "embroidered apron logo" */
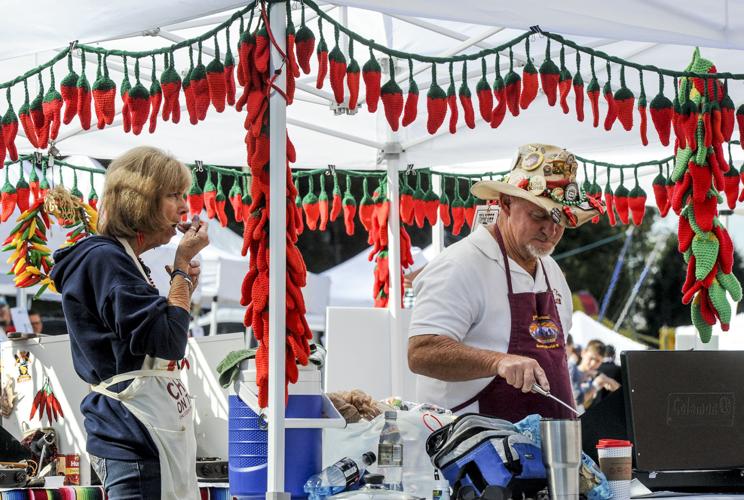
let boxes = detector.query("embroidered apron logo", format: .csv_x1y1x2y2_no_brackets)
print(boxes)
529,315,559,347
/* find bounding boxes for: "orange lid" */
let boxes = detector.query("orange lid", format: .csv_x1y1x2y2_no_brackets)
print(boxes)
596,439,632,449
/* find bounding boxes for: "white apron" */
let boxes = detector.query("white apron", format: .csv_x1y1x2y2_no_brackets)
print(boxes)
91,238,199,500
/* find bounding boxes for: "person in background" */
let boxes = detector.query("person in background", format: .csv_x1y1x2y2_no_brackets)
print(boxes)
28,309,43,334
565,334,579,365
0,297,15,334
569,339,620,410
51,146,209,500
598,344,621,382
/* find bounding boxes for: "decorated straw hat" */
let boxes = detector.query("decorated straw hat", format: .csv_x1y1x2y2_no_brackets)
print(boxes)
471,143,604,228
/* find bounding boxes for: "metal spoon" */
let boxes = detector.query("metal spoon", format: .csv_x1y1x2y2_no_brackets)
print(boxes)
532,383,580,417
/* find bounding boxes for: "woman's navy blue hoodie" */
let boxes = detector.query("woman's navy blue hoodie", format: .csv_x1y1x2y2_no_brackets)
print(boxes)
50,236,190,460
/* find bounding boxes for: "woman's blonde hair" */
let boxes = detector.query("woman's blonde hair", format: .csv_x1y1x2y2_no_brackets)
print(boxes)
99,146,191,238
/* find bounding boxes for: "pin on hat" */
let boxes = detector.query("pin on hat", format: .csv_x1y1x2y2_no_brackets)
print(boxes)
471,143,604,227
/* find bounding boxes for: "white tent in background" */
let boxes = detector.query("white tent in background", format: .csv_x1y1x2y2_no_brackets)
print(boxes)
569,311,648,353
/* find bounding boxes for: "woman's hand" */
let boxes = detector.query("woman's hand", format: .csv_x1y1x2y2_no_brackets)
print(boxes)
174,216,209,269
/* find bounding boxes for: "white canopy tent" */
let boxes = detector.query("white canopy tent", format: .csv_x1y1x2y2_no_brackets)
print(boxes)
3,1,744,496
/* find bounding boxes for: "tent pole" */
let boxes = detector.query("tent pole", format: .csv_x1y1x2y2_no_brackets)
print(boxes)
209,297,218,336
267,1,288,499
385,144,404,397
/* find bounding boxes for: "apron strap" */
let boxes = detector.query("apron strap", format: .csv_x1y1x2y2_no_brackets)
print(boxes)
492,226,514,295
92,368,181,399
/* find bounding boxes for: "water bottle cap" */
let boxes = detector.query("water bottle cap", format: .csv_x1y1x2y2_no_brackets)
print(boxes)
384,410,398,419
363,474,384,485
363,451,376,465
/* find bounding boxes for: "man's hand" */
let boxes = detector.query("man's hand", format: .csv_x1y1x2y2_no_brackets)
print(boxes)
593,373,621,392
493,354,550,393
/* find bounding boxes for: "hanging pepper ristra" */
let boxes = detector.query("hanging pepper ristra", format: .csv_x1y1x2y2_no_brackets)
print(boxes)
458,61,475,129
439,177,452,227
128,60,151,136
346,40,361,110
328,27,347,104
92,55,117,129
318,175,330,231
76,54,92,130
572,51,585,122
16,168,30,215
330,172,342,222
2,96,20,161
476,58,493,122
363,47,382,112
342,175,357,236
446,63,459,134
160,52,182,124
628,168,647,226
503,47,521,117
539,39,560,106
19,81,39,148
426,65,448,135
1,168,18,222
206,37,227,113
450,179,466,236
557,47,572,115
637,71,648,146
520,38,538,110
402,60,419,127
60,52,80,125
302,175,320,231
649,73,673,146
229,174,243,223
614,66,635,132
381,58,404,131
315,22,329,90
603,62,618,131
358,177,375,232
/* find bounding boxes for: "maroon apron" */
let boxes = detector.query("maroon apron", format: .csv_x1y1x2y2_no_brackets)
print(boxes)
451,226,576,421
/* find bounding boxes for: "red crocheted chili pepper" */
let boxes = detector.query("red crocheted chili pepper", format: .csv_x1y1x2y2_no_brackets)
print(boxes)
688,161,712,204
628,185,647,226
678,213,694,253
720,92,735,142
191,60,210,121
603,81,618,131
2,106,19,161
295,24,315,75
713,223,734,275
254,25,270,75
315,38,329,90
40,87,63,148
120,75,132,134
402,78,419,127
558,66,572,115
363,54,382,113
237,30,255,87
128,82,150,135
520,59,538,110
224,47,236,107
330,176,342,222
723,165,739,210
614,86,634,131
148,78,162,134
638,93,648,146
347,59,360,110
318,181,329,231
427,78,448,134
459,81,476,129
504,68,521,117
60,66,79,125
446,83,458,134
491,74,507,129
539,56,560,107
160,64,182,123
604,184,617,226
328,45,347,104
439,191,452,227
476,74,492,122
381,78,404,131
587,77,600,128
650,91,673,146
343,190,357,236
652,172,670,217
573,72,584,122
206,56,227,113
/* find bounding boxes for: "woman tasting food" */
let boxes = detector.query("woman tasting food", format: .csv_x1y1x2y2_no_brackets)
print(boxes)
51,146,209,499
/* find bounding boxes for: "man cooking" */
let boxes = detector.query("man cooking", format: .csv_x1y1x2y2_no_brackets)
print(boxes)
408,144,603,421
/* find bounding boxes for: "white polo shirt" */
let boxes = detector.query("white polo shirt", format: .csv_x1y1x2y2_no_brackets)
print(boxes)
408,224,573,413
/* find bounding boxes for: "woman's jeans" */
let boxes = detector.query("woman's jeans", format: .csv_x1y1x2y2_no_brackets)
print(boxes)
90,455,161,500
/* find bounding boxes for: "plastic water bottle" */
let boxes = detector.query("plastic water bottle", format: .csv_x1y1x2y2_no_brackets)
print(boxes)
378,411,403,491
304,452,377,500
